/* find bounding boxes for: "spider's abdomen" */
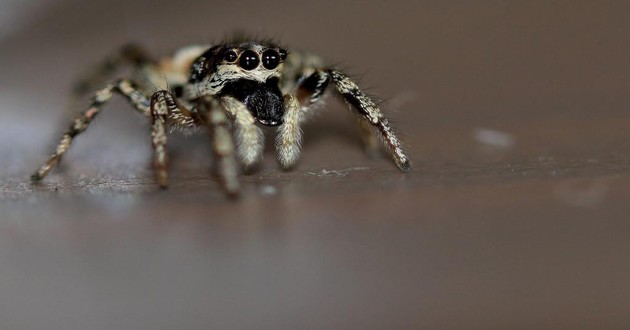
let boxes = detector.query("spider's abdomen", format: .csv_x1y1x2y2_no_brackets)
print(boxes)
220,78,285,126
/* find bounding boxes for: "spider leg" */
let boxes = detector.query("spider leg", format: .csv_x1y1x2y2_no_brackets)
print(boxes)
328,69,412,171
148,90,203,187
220,96,264,168
294,69,380,158
292,68,408,168
199,97,240,196
295,69,331,111
149,91,173,187
276,94,302,169
31,79,150,181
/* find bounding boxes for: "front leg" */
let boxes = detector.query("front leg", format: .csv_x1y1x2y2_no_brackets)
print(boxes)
329,70,412,171
276,94,302,169
220,96,264,168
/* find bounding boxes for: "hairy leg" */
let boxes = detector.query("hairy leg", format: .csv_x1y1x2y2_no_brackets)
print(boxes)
149,91,171,187
295,69,331,110
276,94,302,169
328,69,412,171
148,90,202,187
291,68,408,168
199,97,240,196
220,96,264,168
31,79,150,181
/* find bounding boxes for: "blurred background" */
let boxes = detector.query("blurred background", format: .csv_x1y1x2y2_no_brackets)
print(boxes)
1,1,629,329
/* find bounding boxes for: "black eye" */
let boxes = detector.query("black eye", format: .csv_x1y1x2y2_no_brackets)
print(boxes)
224,50,237,62
239,50,259,70
262,49,280,69
278,48,288,60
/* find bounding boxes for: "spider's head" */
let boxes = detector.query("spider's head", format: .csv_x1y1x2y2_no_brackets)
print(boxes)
190,41,288,126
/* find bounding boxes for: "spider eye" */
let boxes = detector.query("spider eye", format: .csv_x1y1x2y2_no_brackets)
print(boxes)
262,49,280,69
278,48,288,60
224,50,237,63
239,50,259,70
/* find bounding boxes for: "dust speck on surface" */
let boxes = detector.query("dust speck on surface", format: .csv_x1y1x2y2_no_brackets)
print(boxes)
259,185,278,196
473,128,515,149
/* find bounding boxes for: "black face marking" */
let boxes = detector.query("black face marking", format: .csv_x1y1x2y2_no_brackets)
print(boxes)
262,49,280,70
239,50,260,70
220,78,285,126
189,46,221,83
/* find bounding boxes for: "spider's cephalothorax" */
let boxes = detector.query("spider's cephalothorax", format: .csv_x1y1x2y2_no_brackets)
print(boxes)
190,42,289,126
32,38,412,196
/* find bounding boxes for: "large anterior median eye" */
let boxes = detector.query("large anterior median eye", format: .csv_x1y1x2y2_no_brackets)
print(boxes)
239,50,259,70
262,49,280,69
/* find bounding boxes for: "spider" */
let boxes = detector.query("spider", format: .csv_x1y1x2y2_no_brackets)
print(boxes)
31,37,412,195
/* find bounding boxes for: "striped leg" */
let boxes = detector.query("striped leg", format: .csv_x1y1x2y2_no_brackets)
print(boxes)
295,69,331,111
149,91,171,188
200,97,240,196
295,69,380,157
31,79,150,181
276,94,302,169
293,69,409,169
220,96,264,168
329,69,412,171
148,90,200,188
296,70,380,158
296,70,380,157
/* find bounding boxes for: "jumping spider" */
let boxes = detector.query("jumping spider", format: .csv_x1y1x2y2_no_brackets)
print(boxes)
32,38,412,195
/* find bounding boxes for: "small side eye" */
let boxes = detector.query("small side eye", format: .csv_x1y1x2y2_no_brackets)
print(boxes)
278,48,288,60
239,50,260,70
262,49,280,69
224,50,237,63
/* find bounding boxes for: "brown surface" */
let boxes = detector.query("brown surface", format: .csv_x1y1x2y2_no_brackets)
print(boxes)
1,1,629,329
